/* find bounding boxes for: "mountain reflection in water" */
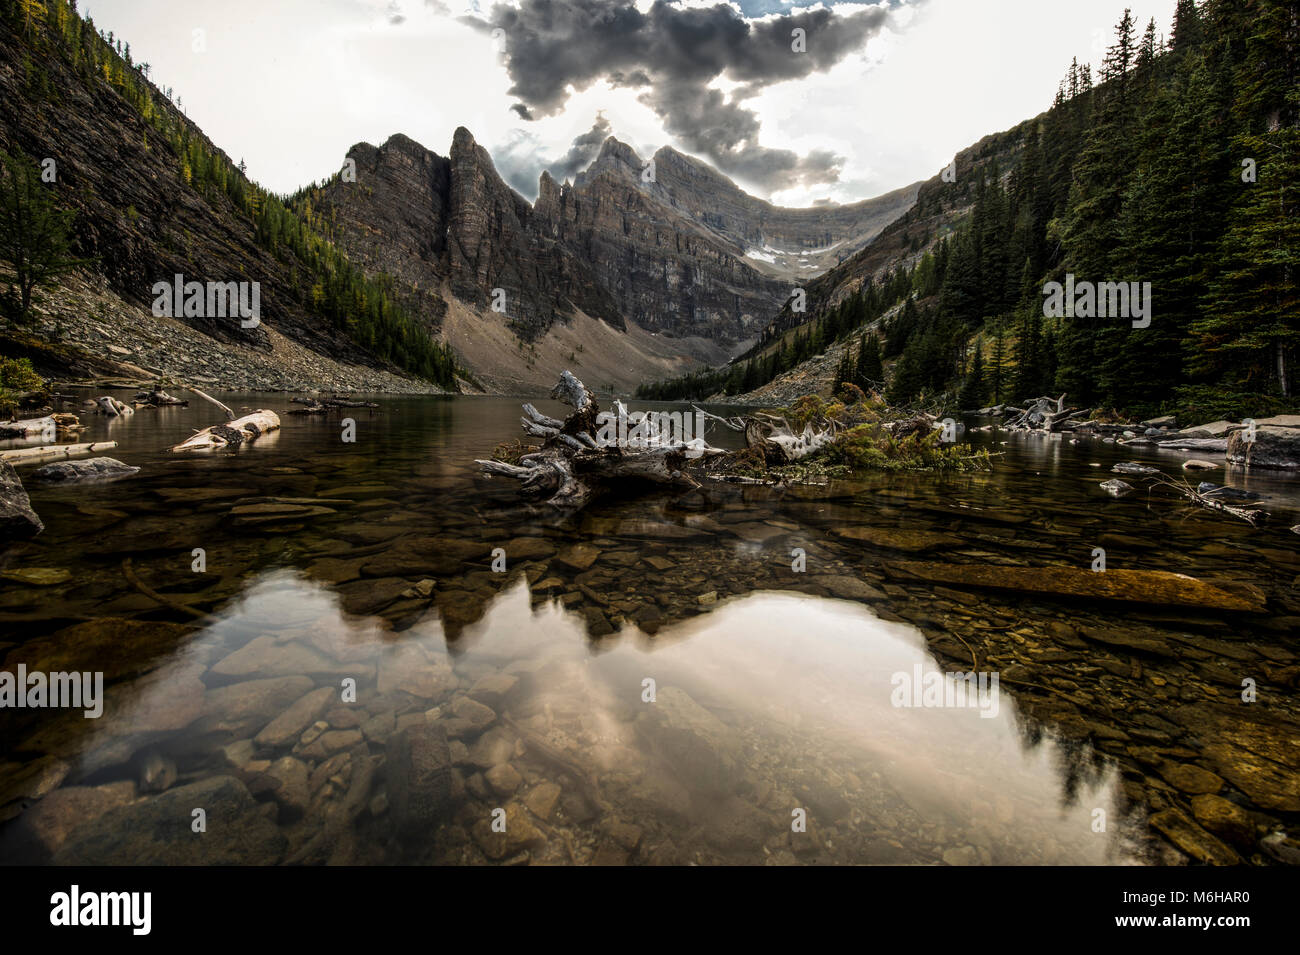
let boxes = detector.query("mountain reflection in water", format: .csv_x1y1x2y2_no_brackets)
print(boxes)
27,570,1146,865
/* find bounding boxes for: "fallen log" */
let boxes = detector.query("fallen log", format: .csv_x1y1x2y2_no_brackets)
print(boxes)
0,416,55,439
167,410,280,453
1,441,119,465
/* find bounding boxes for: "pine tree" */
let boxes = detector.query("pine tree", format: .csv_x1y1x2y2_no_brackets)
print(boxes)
855,334,883,389
959,343,987,409
0,150,89,321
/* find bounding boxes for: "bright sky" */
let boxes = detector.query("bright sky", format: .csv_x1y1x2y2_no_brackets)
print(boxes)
84,0,1178,205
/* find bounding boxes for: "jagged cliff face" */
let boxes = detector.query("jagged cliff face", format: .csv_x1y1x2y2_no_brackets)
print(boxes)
315,128,623,342
314,130,920,347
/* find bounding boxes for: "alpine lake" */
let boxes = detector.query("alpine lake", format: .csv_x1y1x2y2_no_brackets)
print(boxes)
1,392,1297,867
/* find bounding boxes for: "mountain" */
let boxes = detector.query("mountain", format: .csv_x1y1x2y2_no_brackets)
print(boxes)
0,0,469,393
303,129,918,391
644,0,1299,422
0,0,924,396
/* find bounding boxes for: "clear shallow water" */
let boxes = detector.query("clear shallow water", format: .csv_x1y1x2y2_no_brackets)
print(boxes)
0,392,1297,865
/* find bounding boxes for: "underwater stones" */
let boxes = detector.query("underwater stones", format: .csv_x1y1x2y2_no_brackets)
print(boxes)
1156,761,1224,795
635,687,742,796
467,727,516,769
335,576,415,616
229,502,337,526
1112,462,1159,475
255,756,312,819
450,695,496,731
506,536,556,560
484,762,523,795
1100,479,1133,497
808,574,886,601
1148,809,1239,865
1190,794,1254,848
0,567,71,586
194,676,315,738
210,636,371,683
554,543,601,571
468,673,518,708
471,802,544,860
882,561,1265,612
255,686,336,749
53,776,287,866
2,781,137,860
386,724,453,837
377,646,456,700
834,526,962,552
523,781,562,821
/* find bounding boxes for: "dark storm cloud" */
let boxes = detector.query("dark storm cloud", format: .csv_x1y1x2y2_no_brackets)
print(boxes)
547,113,614,181
462,0,899,192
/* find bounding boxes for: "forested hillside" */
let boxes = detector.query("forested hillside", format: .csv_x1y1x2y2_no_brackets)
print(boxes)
0,0,463,388
643,0,1298,421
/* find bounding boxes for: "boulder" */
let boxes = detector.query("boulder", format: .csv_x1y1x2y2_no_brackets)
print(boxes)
1227,426,1300,469
0,460,42,539
30,457,139,483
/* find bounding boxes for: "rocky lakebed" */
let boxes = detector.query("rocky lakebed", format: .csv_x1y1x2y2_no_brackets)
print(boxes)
0,393,1297,866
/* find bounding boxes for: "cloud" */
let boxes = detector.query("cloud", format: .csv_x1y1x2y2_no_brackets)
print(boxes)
547,113,613,181
462,0,896,191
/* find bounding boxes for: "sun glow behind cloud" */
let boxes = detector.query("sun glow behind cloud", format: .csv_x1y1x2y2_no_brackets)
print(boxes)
87,0,1177,204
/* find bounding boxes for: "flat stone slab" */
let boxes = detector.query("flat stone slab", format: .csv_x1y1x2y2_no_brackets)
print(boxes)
835,526,963,551
882,561,1266,611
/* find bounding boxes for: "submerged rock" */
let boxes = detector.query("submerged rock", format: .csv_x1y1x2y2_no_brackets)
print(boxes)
635,686,743,795
53,776,287,865
1112,462,1159,475
1099,478,1133,497
30,457,139,483
882,561,1266,611
1196,482,1259,501
0,460,43,539
386,724,452,837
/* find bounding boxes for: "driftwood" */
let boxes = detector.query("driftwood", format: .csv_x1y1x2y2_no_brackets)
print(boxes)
290,396,379,412
476,371,727,508
134,386,188,407
693,406,838,466
167,410,280,453
1148,474,1268,527
186,387,235,421
0,415,55,439
95,396,133,417
1,441,118,464
477,371,855,507
0,413,85,439
1003,394,1084,432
